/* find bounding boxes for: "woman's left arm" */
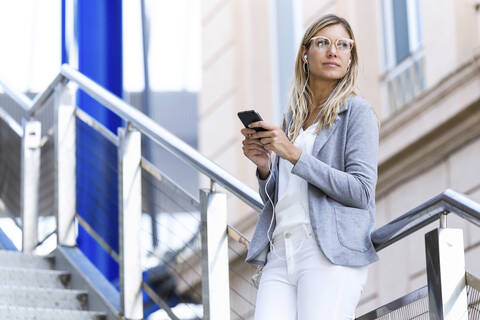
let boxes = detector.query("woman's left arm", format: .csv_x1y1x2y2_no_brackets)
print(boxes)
291,104,379,209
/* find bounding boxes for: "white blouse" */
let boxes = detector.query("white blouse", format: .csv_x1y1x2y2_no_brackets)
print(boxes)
272,123,318,240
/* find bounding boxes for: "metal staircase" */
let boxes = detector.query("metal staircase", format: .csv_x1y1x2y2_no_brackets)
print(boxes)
0,65,480,319
0,250,106,320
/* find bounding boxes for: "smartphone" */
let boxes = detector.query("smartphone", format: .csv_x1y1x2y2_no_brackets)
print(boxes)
237,110,267,132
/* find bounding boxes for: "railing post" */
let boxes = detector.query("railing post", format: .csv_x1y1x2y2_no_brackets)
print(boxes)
200,187,230,320
440,212,448,228
55,82,77,247
118,125,143,320
21,119,41,252
425,228,468,319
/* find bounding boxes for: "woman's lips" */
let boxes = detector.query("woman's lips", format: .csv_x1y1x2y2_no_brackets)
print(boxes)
323,62,340,67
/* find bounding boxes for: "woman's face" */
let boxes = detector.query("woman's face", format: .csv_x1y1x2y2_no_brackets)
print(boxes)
303,24,353,82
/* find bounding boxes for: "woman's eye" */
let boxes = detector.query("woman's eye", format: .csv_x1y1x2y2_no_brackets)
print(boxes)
338,40,353,50
337,41,349,50
317,39,329,47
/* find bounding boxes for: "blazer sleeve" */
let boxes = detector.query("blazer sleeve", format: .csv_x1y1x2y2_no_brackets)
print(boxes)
291,103,379,209
256,159,276,206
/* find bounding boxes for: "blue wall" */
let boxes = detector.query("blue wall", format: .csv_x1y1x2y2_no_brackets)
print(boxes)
62,0,123,283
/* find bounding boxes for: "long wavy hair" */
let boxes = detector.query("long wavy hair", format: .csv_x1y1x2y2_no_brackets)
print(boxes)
286,14,359,141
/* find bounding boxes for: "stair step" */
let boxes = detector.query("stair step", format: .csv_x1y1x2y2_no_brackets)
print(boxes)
0,251,53,270
0,305,106,320
0,266,70,289
0,286,88,310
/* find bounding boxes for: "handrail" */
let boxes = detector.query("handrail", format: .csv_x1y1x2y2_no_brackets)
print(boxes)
371,188,480,251
0,64,263,212
0,79,32,112
29,64,263,212
0,106,23,137
28,73,65,117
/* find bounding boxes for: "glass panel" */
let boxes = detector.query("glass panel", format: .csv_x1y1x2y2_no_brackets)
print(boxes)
393,0,410,63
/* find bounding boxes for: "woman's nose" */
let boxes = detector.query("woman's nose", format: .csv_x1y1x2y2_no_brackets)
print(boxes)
327,46,338,57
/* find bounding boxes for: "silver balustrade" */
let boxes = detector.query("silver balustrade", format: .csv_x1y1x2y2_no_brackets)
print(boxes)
371,189,480,251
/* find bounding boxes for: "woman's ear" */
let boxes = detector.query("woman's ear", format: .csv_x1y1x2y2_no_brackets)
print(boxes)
301,47,308,63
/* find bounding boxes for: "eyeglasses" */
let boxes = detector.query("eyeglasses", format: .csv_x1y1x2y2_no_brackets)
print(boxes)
309,36,354,53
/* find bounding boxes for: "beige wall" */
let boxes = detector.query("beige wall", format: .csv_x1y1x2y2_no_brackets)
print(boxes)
199,0,480,318
200,0,276,231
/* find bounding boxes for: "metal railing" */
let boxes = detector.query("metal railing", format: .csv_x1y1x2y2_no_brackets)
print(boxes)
1,64,480,319
371,189,480,251
0,64,259,319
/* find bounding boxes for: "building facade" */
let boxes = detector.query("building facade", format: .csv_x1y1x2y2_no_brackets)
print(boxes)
199,0,480,317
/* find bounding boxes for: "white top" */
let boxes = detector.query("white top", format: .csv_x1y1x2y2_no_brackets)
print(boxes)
272,123,318,240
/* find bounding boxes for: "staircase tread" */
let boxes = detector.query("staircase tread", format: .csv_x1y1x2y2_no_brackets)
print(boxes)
0,268,70,289
0,251,52,259
0,285,88,295
0,285,86,294
0,305,106,320
0,251,53,269
0,305,105,314
0,266,68,274
0,285,89,311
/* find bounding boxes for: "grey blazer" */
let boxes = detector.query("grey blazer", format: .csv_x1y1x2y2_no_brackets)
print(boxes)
245,96,379,267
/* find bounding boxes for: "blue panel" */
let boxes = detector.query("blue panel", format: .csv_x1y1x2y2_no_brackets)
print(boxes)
61,2,184,315
61,0,67,64
72,0,123,283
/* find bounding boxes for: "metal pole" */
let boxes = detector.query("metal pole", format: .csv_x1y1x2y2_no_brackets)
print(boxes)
140,0,159,249
200,188,230,320
118,126,143,320
440,212,447,228
55,82,77,247
21,120,41,252
425,228,468,319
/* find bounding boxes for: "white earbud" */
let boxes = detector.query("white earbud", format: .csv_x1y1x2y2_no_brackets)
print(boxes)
348,59,351,66
304,55,308,62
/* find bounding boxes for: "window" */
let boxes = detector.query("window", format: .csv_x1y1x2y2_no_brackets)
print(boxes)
381,0,425,117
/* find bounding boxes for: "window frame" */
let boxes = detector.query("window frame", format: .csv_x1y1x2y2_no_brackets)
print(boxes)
381,0,423,71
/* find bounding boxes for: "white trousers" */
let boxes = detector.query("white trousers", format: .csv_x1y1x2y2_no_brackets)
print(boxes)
254,223,368,320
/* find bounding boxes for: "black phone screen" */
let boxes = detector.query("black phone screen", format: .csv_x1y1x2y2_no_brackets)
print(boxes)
237,110,267,132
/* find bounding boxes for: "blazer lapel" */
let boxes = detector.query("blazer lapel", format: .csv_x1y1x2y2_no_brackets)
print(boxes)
312,104,348,155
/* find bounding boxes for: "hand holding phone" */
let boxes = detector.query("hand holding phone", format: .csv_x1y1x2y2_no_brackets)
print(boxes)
237,110,267,132
238,109,271,173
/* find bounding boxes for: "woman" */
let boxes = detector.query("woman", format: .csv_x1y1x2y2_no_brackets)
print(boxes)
241,14,380,320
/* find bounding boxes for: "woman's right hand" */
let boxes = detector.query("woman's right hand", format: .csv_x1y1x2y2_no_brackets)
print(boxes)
241,127,271,178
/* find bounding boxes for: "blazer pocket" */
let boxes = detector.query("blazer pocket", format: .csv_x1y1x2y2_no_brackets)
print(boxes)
334,206,373,252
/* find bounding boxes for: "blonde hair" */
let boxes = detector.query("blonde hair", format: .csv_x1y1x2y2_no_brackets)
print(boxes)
286,14,359,141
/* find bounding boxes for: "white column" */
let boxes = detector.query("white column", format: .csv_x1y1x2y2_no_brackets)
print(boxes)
425,228,468,320
21,120,41,252
200,188,230,320
118,126,143,320
55,82,77,247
